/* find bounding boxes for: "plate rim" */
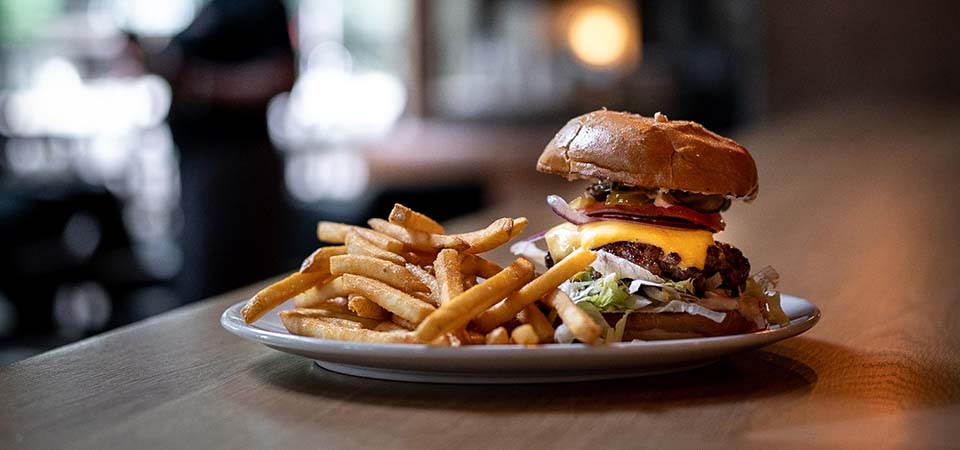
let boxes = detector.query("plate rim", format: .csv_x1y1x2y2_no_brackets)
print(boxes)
220,294,820,356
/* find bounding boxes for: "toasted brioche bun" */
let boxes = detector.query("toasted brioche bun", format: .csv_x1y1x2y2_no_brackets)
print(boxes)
538,110,759,200
604,310,761,340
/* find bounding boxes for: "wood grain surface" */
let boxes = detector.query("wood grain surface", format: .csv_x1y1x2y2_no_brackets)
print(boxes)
2,99,959,450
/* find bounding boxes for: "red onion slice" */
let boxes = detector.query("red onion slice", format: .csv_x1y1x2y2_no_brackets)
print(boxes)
546,195,593,225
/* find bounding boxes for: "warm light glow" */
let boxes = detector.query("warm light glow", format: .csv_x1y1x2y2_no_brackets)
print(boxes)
567,4,632,68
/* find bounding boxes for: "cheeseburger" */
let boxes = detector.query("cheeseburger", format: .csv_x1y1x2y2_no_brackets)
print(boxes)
518,110,788,341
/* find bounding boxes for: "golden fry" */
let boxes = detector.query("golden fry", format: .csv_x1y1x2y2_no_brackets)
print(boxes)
330,254,428,292
316,221,404,252
484,327,511,345
292,292,349,313
473,248,595,332
518,303,554,343
340,274,436,324
299,245,347,274
368,218,468,252
509,217,529,239
542,289,602,344
293,276,350,308
388,203,445,234
455,218,514,254
352,227,404,253
459,253,504,278
316,221,353,243
348,294,391,320
280,311,419,344
433,249,463,305
411,290,439,308
242,271,327,323
290,307,382,329
511,324,539,345
414,257,535,342
391,315,417,330
402,251,437,267
405,264,441,305
373,321,409,332
459,330,486,345
345,230,406,265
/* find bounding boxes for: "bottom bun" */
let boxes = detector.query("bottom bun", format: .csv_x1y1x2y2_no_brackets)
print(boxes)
622,329,704,340
603,310,761,339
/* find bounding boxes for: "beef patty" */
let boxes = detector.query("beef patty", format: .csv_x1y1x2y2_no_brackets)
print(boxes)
594,241,750,296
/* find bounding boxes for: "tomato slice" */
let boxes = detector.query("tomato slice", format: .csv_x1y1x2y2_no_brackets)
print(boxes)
579,203,725,232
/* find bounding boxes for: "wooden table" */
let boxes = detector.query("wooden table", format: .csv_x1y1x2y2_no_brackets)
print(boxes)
2,99,959,449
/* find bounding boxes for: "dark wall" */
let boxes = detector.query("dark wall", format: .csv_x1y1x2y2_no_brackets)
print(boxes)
763,1,960,113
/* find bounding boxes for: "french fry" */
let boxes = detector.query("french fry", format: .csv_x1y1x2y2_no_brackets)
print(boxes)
374,321,409,332
402,251,438,267
459,253,503,278
391,315,417,330
511,324,539,345
433,249,480,346
290,307,383,329
348,294,391,320
280,311,419,344
433,249,463,305
394,315,459,346
294,276,350,308
242,271,327,323
414,257,535,342
412,290,440,307
542,289,602,344
485,327,511,345
299,245,347,273
509,217,529,239
293,291,350,313
340,274,436,324
388,203,445,234
316,221,354,243
517,303,554,343
405,264,441,305
473,248,596,332
455,218,514,254
352,227,404,253
317,220,406,253
330,254,428,292
460,330,487,345
345,230,407,265
368,218,468,252
462,274,478,289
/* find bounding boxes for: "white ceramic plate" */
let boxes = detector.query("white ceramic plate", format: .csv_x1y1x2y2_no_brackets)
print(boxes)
221,295,819,384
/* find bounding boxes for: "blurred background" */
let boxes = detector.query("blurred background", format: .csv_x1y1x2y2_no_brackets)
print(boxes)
0,0,956,363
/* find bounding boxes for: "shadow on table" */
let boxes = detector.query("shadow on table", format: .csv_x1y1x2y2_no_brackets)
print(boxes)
249,342,819,412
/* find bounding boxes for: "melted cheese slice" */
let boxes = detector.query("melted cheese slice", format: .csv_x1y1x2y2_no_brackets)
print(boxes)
545,221,715,269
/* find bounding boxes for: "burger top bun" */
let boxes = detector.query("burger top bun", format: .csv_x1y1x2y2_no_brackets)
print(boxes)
537,110,759,200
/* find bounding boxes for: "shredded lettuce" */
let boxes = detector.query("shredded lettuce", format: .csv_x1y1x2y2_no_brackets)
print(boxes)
560,270,654,313
746,266,789,325
562,255,790,343
662,279,696,295
509,241,547,267
639,300,727,323
591,251,664,283
611,311,631,342
554,324,575,344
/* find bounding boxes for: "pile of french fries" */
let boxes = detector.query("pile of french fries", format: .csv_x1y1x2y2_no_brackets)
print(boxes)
241,204,602,346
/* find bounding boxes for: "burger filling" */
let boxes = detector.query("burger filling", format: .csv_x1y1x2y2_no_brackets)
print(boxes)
580,179,733,215
594,241,750,296
518,181,789,343
548,247,787,343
